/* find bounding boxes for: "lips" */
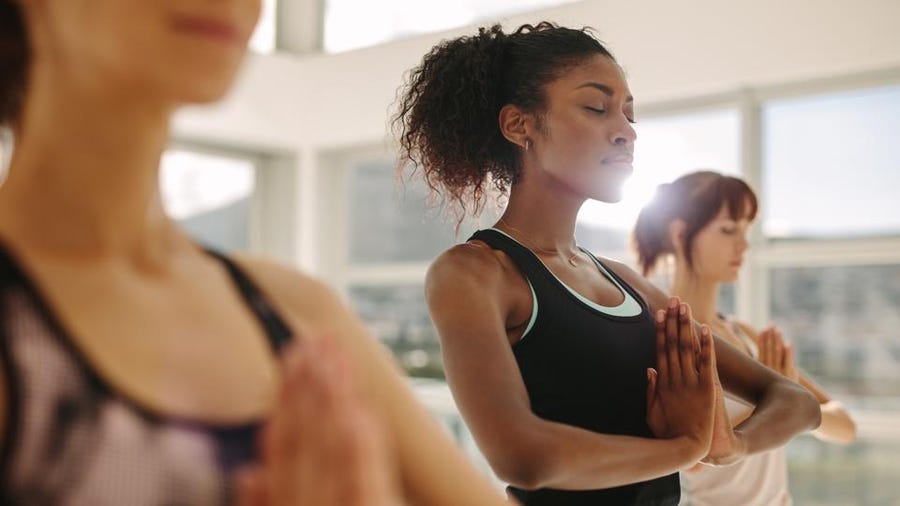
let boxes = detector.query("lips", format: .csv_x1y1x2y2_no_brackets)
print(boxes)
172,15,244,46
602,153,634,164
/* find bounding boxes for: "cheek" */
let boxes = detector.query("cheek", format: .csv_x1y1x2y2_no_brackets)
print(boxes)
692,234,728,270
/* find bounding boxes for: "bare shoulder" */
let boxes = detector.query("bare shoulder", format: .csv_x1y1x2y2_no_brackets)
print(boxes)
732,320,762,344
426,241,506,293
228,254,349,329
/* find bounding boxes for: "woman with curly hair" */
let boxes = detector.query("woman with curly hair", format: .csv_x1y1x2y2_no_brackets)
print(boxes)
395,22,822,505
633,171,856,505
0,1,508,504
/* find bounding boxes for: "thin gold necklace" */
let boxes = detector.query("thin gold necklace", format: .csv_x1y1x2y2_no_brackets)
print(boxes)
497,217,581,267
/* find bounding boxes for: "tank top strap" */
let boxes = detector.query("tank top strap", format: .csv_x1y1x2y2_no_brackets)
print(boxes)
719,314,759,359
467,229,556,290
203,249,295,353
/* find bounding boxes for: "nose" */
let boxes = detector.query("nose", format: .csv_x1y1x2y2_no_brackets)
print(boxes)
611,115,637,147
737,234,750,253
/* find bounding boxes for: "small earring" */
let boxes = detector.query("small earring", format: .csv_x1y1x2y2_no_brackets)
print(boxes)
524,139,532,152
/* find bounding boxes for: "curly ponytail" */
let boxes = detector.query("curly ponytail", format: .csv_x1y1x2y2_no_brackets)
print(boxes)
393,22,615,223
0,2,27,127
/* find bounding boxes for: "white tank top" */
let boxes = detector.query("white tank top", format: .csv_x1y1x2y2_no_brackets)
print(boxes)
680,319,792,506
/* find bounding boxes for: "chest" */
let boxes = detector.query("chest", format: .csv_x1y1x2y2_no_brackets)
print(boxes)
11,254,280,424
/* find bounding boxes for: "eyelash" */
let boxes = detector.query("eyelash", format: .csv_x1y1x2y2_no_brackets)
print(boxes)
585,107,636,124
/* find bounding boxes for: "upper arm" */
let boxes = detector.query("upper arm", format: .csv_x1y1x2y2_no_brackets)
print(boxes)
425,245,543,470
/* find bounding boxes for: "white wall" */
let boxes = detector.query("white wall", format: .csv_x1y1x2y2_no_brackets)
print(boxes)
172,0,900,270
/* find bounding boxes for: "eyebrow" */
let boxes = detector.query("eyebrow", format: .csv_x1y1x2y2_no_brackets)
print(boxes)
575,82,634,103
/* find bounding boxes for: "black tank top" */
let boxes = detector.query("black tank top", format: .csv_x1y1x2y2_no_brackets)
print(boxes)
0,243,293,505
470,229,679,506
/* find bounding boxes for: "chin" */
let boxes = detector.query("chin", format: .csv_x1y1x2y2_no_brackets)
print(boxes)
587,186,625,203
168,73,241,104
721,271,740,283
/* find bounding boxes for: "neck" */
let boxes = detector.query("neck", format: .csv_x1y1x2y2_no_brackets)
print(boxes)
0,60,182,259
671,260,720,324
495,167,586,256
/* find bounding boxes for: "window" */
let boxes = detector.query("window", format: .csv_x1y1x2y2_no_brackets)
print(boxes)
348,160,462,264
348,284,443,378
0,128,12,184
762,85,900,239
160,148,258,252
323,0,578,53
248,0,278,53
759,85,900,505
338,153,488,378
769,264,900,397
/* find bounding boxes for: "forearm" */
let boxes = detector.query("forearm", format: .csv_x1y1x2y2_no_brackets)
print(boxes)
812,400,857,444
734,380,821,454
506,421,702,491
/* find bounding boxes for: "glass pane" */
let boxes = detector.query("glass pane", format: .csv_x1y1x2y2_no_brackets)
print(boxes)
160,149,256,252
348,284,443,378
769,264,900,397
787,432,900,505
324,0,577,53
763,85,900,239
577,108,741,263
0,128,12,184
248,0,277,53
348,160,473,264
770,263,900,505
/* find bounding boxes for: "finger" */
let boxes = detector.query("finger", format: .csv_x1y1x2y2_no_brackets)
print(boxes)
646,368,658,416
678,303,699,385
665,297,683,386
698,325,717,388
772,333,784,374
758,329,771,367
783,342,796,379
655,309,669,387
234,466,267,506
342,408,397,505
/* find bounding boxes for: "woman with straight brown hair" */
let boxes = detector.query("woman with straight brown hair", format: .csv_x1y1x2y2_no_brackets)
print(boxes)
633,170,856,505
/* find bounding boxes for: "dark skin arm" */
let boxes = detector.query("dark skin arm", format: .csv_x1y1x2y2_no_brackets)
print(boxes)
605,259,822,463
425,243,716,491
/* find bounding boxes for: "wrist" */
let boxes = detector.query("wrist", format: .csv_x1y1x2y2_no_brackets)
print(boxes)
706,430,748,467
671,435,708,467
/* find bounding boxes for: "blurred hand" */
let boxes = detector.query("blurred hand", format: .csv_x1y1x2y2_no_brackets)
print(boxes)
758,326,799,382
236,338,400,506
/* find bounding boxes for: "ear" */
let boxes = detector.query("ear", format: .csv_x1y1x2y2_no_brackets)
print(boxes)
668,219,687,256
498,104,531,150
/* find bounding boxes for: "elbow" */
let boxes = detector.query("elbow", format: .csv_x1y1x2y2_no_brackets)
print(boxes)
489,442,559,491
814,401,858,445
795,383,822,432
494,463,544,491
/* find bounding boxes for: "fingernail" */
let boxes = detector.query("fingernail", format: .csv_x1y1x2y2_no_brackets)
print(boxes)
669,297,678,309
679,303,687,316
657,309,665,323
